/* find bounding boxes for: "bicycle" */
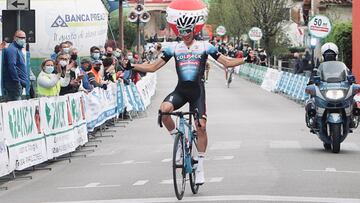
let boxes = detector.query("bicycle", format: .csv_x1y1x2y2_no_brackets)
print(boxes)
226,68,235,88
158,110,201,200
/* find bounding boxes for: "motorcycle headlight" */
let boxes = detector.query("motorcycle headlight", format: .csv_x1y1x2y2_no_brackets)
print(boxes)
325,90,345,100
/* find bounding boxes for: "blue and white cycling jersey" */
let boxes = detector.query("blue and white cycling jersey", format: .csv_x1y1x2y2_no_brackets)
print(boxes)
161,41,220,83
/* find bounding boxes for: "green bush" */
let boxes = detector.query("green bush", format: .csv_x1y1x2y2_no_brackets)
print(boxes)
325,21,352,70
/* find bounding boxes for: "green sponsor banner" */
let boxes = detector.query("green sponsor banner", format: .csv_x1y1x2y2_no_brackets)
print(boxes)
2,99,47,170
40,96,76,159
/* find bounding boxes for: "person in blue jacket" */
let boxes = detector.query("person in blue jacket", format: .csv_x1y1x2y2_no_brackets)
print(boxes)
3,30,29,102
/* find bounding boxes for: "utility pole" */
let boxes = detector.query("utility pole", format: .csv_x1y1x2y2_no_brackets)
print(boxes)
119,0,124,50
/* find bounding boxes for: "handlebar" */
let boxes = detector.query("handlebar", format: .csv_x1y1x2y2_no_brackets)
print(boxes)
158,110,201,128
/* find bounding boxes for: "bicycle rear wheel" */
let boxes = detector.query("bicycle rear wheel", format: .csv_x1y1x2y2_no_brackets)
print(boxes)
173,133,186,200
189,136,199,194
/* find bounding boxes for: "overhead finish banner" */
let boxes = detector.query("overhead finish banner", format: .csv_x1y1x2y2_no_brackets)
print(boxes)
2,99,47,171
0,0,108,58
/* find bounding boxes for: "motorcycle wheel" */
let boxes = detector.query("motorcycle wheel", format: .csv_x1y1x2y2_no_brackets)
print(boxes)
329,123,341,153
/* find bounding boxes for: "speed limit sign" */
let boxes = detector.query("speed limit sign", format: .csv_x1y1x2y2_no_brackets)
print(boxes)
308,15,332,38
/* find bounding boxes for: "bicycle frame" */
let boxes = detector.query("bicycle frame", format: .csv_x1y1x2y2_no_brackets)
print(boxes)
178,117,195,173
158,110,199,174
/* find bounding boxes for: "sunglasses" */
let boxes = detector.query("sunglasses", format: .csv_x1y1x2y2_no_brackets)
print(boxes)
178,28,193,36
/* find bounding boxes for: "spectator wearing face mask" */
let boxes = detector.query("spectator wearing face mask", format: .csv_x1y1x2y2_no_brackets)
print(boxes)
60,42,71,54
90,46,101,61
3,30,29,101
78,57,93,92
57,53,79,95
37,59,70,97
88,60,107,90
99,46,106,60
105,46,113,57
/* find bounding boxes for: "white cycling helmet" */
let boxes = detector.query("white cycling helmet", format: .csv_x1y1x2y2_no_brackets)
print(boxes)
321,42,339,55
166,0,208,36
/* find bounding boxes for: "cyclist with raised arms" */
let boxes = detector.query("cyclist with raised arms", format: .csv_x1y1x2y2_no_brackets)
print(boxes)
129,0,245,185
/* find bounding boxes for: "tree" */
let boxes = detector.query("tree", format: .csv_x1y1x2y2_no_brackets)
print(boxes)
207,0,250,43
108,11,137,50
247,0,289,57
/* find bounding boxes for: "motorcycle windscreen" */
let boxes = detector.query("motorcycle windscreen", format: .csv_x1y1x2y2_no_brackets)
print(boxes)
317,61,348,83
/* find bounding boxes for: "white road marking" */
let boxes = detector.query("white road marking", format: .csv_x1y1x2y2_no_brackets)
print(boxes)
269,141,301,149
44,195,360,203
57,183,121,190
85,183,100,188
133,180,149,186
304,168,360,174
161,158,172,162
208,177,223,182
213,156,234,160
160,179,173,184
209,141,241,150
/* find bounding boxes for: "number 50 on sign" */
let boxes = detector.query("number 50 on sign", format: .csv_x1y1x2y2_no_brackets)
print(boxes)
308,15,332,39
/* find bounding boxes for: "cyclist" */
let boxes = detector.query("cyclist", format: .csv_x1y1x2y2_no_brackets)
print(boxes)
128,0,245,185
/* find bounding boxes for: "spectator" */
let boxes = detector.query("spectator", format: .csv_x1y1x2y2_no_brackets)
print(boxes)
245,50,258,64
90,46,101,61
99,46,106,60
258,49,267,66
37,59,70,97
294,52,304,74
105,46,114,58
78,57,93,92
60,42,71,54
88,60,107,89
102,57,116,83
218,43,227,55
50,44,61,60
0,41,6,50
29,69,37,98
3,30,29,102
57,53,79,95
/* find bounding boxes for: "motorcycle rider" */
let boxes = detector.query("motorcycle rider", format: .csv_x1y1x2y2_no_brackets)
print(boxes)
305,42,356,129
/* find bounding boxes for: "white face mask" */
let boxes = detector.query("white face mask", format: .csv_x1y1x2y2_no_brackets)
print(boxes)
44,66,54,74
59,60,68,67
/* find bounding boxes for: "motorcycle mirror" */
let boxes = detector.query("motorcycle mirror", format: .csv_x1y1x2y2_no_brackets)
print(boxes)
347,75,356,84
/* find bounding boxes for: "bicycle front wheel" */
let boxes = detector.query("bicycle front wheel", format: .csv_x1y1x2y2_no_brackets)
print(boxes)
173,133,186,200
189,136,199,194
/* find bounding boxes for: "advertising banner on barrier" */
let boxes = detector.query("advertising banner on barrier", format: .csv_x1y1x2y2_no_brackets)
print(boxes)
2,100,47,170
40,96,77,159
125,84,139,111
117,82,124,114
261,68,283,92
0,104,10,176
67,93,88,146
130,83,145,112
85,84,117,132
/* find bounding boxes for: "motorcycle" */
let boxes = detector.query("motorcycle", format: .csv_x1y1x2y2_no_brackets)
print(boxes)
305,61,360,153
